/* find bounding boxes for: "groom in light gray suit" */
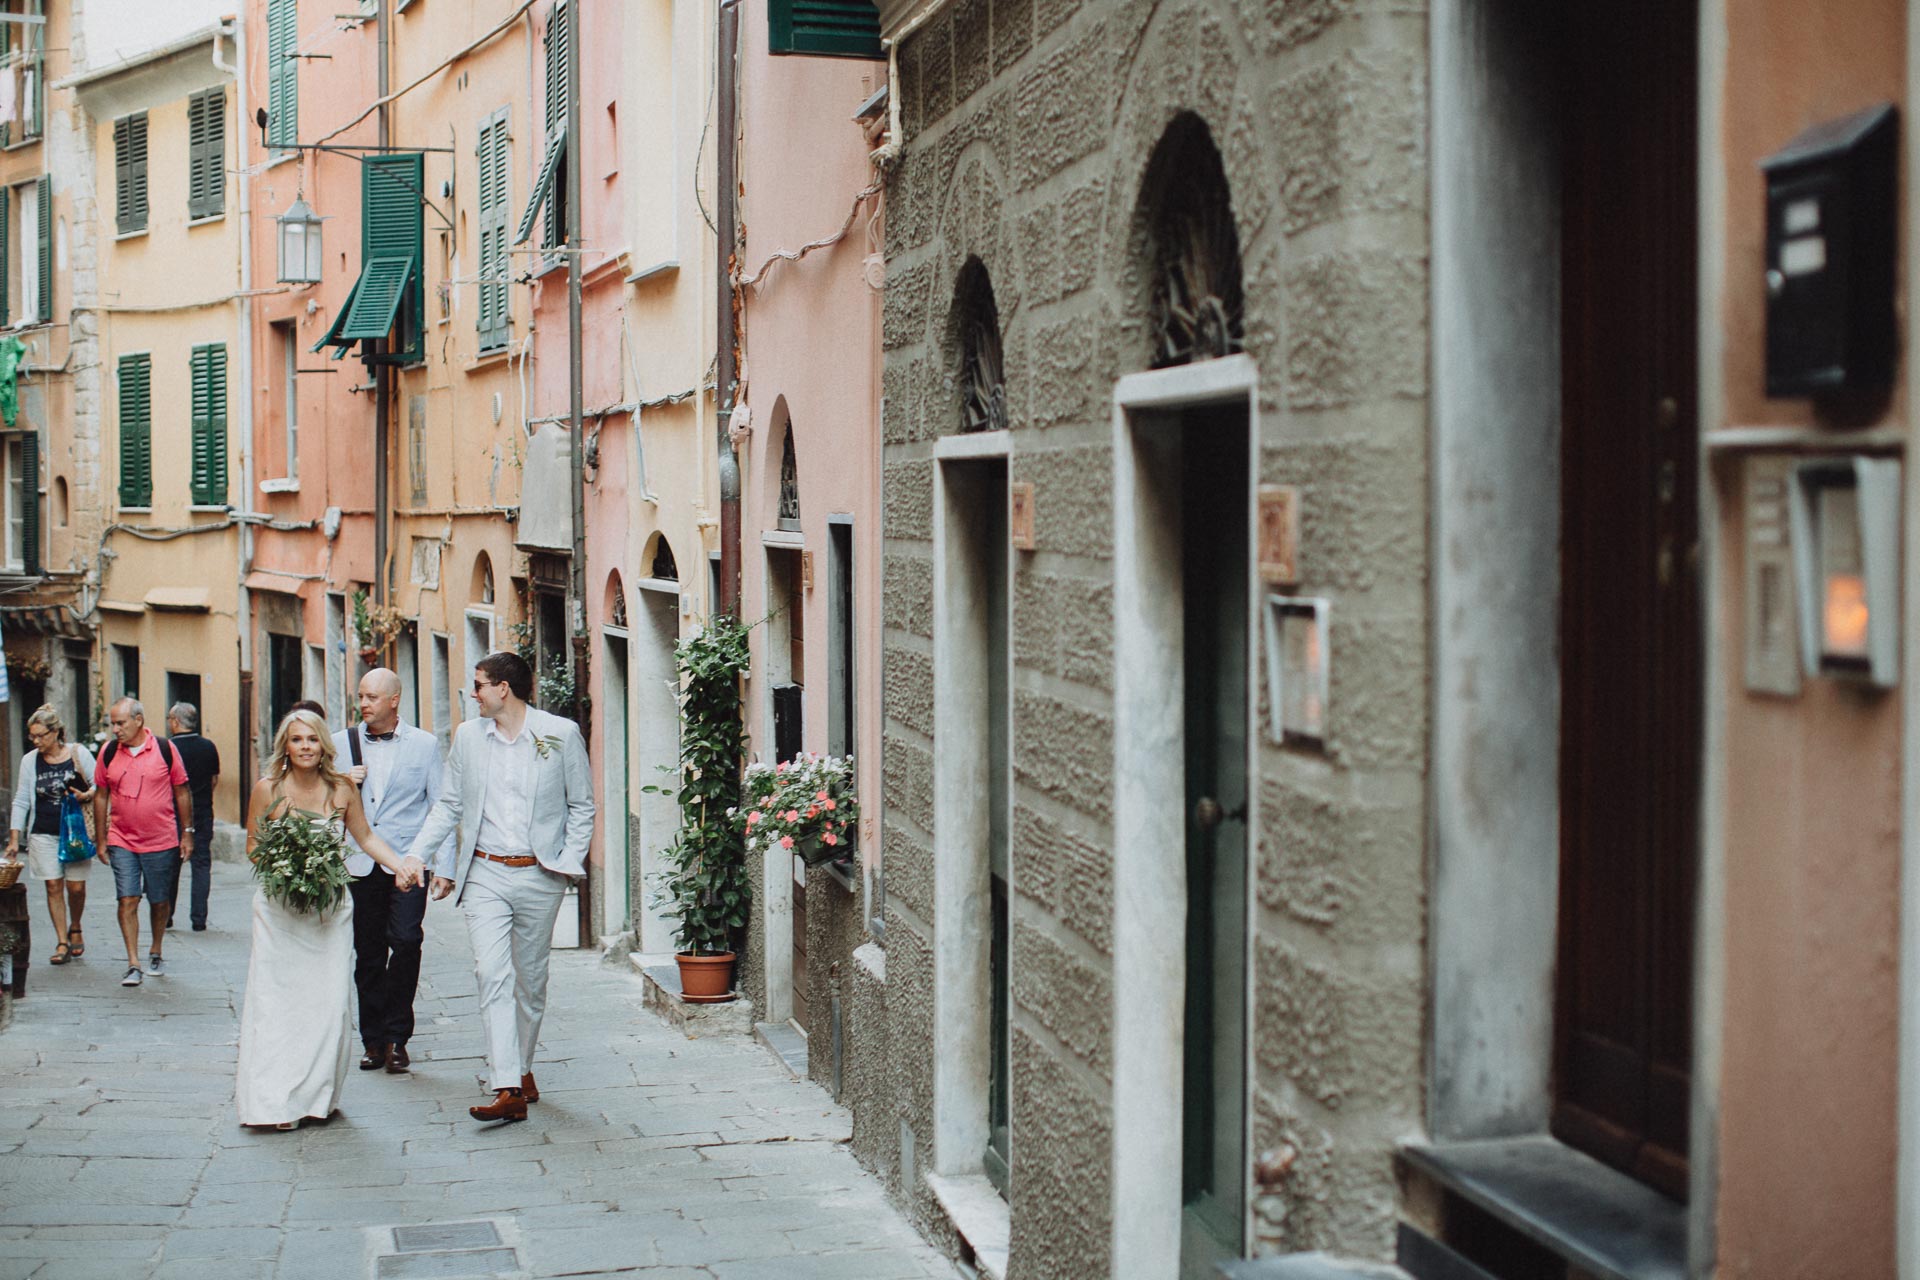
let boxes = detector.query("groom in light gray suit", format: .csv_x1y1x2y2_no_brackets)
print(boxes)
408,650,595,1124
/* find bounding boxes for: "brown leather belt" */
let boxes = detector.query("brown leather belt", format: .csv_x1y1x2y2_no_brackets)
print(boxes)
473,849,540,868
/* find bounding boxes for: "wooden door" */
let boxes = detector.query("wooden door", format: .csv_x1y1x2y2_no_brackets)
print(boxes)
1553,0,1700,1201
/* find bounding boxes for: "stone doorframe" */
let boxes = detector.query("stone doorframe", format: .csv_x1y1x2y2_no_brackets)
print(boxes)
1110,354,1261,1275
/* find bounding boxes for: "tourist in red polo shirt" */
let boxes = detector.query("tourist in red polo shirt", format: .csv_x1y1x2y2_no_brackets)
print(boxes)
91,698,192,989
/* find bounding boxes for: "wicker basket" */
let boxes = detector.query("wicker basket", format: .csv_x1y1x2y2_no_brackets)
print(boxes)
0,860,22,890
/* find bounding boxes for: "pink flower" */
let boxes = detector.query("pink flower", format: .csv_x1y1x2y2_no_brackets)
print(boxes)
823,800,837,811
780,836,794,849
783,810,798,823
816,790,830,802
806,807,818,819
823,833,838,846
777,761,788,773
747,811,761,826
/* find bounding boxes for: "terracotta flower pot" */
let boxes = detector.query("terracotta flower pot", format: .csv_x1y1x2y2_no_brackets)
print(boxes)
675,951,737,1003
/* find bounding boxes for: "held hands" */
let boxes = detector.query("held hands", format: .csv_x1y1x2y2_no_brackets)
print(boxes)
429,876,454,901
347,766,368,786
394,855,428,891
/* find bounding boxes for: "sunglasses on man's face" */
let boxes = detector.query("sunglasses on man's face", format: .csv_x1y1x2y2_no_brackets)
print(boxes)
472,679,502,693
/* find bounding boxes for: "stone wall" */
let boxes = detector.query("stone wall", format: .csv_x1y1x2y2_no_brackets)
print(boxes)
859,0,1433,1272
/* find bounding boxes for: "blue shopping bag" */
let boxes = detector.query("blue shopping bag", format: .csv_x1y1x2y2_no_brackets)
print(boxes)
57,793,94,864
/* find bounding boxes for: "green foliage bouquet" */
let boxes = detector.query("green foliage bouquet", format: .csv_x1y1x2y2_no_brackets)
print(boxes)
743,753,858,867
250,811,352,915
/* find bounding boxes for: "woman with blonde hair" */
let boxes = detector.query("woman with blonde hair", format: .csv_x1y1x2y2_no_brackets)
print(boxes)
234,708,425,1129
6,705,97,965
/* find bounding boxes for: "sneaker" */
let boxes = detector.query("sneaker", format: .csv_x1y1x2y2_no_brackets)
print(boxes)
146,954,165,977
121,966,142,987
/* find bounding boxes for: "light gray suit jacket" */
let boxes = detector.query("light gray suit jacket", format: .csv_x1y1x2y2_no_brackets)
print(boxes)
331,722,451,877
406,706,595,904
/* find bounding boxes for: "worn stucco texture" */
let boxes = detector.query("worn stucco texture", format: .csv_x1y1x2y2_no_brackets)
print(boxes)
864,0,1433,1270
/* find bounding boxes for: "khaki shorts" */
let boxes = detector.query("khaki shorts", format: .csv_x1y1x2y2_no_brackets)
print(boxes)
26,832,88,883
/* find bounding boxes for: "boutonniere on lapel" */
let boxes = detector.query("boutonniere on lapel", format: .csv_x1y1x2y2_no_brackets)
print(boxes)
531,733,564,761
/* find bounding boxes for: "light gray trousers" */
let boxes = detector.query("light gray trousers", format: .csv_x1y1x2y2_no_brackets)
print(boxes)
461,855,568,1091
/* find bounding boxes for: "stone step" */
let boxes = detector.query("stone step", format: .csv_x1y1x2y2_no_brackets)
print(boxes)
629,950,755,1037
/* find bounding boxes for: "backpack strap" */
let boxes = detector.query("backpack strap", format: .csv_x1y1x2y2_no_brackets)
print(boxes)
99,740,116,772
348,726,364,769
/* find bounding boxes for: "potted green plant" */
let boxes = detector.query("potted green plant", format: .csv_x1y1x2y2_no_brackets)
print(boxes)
649,614,751,1001
744,753,859,867
350,589,408,664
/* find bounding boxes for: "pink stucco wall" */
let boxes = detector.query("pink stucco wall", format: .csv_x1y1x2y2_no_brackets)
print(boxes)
736,5,886,864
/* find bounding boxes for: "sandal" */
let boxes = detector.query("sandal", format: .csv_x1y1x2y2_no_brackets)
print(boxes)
66,929,83,959
48,942,70,965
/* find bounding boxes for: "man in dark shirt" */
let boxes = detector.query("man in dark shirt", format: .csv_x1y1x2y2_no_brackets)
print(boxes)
166,703,221,931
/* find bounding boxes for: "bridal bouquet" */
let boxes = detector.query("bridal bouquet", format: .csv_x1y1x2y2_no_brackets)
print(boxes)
250,812,351,915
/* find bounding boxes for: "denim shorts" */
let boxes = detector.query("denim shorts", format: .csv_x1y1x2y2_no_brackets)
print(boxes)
108,845,178,904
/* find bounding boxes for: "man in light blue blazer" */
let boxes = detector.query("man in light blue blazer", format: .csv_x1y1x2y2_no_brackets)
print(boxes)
334,668,451,1075
409,650,595,1124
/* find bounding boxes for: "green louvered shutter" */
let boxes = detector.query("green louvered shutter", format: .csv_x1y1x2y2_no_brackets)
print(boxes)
477,109,509,351
542,3,568,252
1,186,11,324
35,174,49,323
117,354,151,508
190,344,228,506
362,153,424,359
267,0,297,150
115,113,147,234
188,88,225,220
769,0,883,57
20,429,37,575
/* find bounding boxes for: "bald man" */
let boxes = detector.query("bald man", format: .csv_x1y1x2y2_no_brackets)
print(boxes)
334,669,451,1073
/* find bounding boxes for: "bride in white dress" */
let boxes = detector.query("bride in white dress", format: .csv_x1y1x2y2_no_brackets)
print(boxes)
235,710,424,1129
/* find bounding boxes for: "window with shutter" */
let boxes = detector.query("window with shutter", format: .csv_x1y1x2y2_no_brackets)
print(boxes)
34,173,48,323
0,186,10,325
117,354,152,508
190,344,229,506
114,113,148,235
267,0,298,151
477,108,510,351
314,153,425,362
188,88,226,221
769,0,883,58
541,3,569,253
19,428,37,575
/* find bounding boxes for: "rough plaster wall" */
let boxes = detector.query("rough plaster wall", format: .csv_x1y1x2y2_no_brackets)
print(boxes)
53,9,105,577
866,0,1431,1270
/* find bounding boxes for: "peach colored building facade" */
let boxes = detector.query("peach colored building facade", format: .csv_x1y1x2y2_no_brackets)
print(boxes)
730,0,886,1050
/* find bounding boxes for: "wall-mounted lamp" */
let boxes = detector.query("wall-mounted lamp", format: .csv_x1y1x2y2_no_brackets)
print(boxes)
276,195,325,285
1788,456,1900,686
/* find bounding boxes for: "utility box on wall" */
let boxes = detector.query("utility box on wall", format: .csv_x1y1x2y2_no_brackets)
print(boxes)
1788,456,1901,687
1760,103,1899,398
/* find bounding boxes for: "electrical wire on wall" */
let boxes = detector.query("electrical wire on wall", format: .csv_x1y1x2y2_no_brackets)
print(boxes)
735,180,884,292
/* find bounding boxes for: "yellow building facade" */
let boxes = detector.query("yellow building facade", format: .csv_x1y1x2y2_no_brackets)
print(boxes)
73,27,244,827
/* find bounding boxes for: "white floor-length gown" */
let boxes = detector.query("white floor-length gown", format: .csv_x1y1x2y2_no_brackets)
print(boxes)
235,808,355,1126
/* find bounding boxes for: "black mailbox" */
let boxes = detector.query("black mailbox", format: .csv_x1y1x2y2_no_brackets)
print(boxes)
1760,102,1898,399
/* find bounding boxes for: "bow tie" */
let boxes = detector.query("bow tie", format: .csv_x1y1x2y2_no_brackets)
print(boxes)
364,729,398,742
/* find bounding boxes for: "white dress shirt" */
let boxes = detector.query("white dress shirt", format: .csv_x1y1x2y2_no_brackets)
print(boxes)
474,718,537,858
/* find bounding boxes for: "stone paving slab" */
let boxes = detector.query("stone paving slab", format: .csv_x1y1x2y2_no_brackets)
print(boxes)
0,861,954,1280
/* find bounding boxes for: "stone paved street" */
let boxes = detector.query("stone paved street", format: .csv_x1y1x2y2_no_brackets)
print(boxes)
0,861,955,1280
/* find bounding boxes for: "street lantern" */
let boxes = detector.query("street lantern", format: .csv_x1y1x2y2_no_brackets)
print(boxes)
276,195,324,285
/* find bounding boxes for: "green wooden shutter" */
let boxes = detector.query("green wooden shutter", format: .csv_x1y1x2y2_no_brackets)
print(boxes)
188,89,225,220
35,174,49,324
114,113,147,234
769,0,883,58
477,109,509,351
191,344,228,506
20,429,37,575
267,0,297,150
362,153,424,360
117,354,151,508
542,3,568,251
1,186,11,325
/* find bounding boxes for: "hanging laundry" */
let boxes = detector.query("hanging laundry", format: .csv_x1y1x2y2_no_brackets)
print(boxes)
0,335,27,427
0,60,19,127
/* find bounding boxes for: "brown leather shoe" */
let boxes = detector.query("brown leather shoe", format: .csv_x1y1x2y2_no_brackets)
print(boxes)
520,1072,539,1103
385,1044,411,1074
468,1090,526,1124
359,1045,387,1071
